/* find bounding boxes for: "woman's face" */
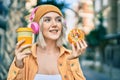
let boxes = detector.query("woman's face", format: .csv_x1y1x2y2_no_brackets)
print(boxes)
41,12,62,41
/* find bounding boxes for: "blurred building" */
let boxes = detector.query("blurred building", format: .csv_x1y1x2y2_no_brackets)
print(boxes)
78,0,94,35
94,0,120,68
0,0,28,79
0,0,10,79
71,0,95,35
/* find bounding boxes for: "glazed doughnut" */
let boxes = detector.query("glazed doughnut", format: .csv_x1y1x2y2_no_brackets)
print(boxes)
68,28,85,45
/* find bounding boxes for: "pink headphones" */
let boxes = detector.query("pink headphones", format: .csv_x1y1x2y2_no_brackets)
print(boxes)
30,7,39,34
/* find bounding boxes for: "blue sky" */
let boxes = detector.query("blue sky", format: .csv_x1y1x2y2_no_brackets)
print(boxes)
65,0,78,4
41,0,78,7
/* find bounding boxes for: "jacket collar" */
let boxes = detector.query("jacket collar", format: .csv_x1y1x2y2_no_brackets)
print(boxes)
31,43,37,58
59,46,71,57
31,43,71,58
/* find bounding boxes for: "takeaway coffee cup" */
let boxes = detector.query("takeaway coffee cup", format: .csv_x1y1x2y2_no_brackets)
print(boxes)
16,27,33,47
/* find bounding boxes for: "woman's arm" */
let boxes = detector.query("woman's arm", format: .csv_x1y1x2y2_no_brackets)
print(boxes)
7,40,32,80
7,58,25,80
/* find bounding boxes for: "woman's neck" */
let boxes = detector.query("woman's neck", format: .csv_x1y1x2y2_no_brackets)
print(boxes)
38,40,60,55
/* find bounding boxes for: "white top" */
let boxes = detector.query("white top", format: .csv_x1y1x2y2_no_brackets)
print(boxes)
34,74,62,80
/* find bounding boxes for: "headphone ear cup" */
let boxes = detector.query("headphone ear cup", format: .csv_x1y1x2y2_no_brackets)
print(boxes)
31,22,40,34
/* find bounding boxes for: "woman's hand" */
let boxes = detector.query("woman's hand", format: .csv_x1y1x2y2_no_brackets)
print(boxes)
68,40,87,60
14,40,32,68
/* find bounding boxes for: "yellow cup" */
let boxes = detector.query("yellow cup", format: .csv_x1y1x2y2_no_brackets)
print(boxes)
16,27,33,46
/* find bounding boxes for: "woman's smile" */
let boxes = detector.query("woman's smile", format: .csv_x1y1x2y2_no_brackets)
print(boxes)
49,29,59,34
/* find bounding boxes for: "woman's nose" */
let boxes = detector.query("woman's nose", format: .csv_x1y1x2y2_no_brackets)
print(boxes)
52,20,57,26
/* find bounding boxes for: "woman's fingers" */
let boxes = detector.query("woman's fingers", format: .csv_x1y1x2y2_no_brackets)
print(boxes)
21,50,31,58
79,41,84,50
78,40,87,53
14,40,32,68
71,43,75,52
76,41,81,50
17,44,32,52
71,43,78,57
69,40,88,60
22,50,31,55
16,49,32,61
15,41,32,61
82,39,88,47
15,39,25,49
15,50,32,68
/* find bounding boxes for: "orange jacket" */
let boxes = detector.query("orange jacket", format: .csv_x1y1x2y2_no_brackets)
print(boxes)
7,43,86,80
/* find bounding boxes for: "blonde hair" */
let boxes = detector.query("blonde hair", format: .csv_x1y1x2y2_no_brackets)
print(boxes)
36,17,66,49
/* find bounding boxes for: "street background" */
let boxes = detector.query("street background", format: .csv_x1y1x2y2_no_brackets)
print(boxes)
0,0,120,80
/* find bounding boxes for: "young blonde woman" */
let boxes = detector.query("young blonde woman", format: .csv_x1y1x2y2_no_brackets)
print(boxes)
7,4,87,80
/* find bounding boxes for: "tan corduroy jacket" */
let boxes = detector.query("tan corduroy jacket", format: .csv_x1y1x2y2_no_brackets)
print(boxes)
7,43,86,80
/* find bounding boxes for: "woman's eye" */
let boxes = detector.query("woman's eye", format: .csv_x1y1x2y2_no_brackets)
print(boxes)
44,18,51,22
56,18,62,22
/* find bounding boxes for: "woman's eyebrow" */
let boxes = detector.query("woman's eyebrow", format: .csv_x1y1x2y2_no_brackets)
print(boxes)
43,16,61,19
43,16,51,19
56,16,61,19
